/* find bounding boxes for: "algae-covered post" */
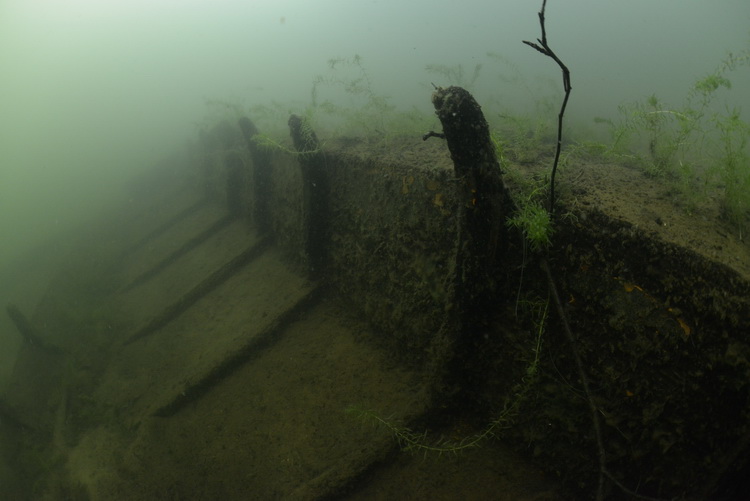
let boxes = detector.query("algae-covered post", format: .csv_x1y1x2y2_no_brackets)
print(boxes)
238,117,272,234
429,86,510,342
288,114,328,277
224,151,245,217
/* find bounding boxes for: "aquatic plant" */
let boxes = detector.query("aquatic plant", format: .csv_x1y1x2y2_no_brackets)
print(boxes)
250,54,433,150
424,62,483,89
506,195,552,253
597,48,750,231
712,107,750,233
310,54,394,139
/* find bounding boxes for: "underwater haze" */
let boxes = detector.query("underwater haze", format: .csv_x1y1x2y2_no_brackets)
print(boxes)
1,0,749,383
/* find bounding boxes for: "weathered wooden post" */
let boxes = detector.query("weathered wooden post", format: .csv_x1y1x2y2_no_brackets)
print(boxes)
429,86,510,348
238,117,272,234
224,151,245,218
288,114,328,277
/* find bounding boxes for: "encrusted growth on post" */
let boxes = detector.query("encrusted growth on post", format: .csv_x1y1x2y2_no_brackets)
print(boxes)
430,86,510,347
238,117,272,233
288,114,328,276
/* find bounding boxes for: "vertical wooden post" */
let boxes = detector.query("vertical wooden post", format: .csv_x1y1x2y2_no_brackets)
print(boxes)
224,151,245,217
238,117,272,234
288,114,328,277
430,86,510,342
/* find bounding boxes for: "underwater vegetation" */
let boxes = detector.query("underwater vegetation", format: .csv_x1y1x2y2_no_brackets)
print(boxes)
232,53,435,151
506,193,553,253
595,49,750,235
424,62,483,90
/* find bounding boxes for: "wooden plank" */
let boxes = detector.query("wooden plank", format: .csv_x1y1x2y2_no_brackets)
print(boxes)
116,202,231,289
116,220,260,333
94,249,316,420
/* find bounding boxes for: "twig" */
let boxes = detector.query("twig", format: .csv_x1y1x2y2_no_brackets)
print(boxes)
541,259,606,500
523,0,571,215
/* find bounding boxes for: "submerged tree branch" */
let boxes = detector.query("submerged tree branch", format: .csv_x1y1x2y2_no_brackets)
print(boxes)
541,259,606,500
523,0,571,215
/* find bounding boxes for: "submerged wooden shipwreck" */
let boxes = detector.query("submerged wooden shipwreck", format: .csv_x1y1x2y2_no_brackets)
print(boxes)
1,86,749,500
